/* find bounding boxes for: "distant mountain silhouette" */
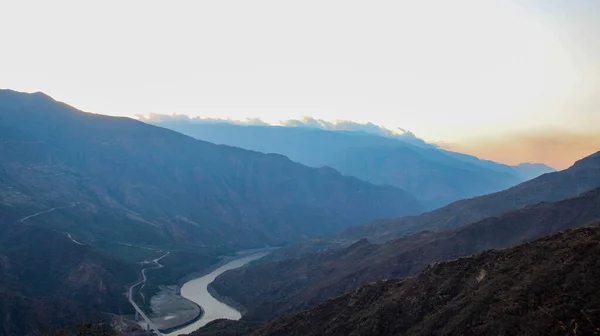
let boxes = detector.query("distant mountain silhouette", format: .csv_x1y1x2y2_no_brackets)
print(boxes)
252,225,600,336
0,90,423,335
211,187,600,326
336,150,600,243
153,121,553,209
513,162,556,180
253,150,599,262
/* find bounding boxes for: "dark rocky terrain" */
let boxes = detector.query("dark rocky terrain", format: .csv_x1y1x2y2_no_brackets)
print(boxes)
212,187,600,323
155,121,548,209
253,225,600,336
0,215,137,336
42,322,120,336
189,319,262,336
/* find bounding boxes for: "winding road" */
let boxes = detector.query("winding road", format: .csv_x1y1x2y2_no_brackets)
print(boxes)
19,201,79,222
17,201,168,334
18,202,85,245
16,202,267,335
128,251,171,335
66,233,85,245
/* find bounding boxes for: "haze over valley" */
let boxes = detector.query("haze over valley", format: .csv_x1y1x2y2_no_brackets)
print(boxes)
1,1,600,335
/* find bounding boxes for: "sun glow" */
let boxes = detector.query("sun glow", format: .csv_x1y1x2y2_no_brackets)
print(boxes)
354,0,579,142
0,0,587,146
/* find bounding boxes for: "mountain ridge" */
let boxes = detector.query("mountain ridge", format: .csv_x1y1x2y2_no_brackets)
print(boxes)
0,89,423,335
251,225,600,336
211,185,600,323
0,89,423,249
152,121,547,209
258,149,599,263
332,149,600,243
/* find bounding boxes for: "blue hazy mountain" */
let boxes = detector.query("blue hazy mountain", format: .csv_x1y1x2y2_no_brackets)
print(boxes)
153,121,554,209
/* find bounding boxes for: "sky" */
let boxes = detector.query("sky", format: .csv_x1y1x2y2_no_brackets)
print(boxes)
1,0,599,169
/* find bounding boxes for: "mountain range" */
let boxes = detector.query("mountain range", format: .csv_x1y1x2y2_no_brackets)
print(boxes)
0,90,424,247
0,89,595,336
209,152,600,326
264,150,600,260
152,121,554,209
0,90,423,335
340,149,600,241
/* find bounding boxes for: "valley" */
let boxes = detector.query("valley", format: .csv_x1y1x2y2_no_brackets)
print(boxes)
210,185,600,323
128,251,171,335
0,89,598,336
121,249,272,335
163,250,271,335
4,1,600,334
0,89,426,334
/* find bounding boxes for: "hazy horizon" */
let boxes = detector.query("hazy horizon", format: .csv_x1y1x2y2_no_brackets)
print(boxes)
2,2,600,333
134,111,583,170
2,0,599,169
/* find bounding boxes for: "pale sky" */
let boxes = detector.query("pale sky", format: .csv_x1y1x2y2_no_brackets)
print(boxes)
1,1,599,168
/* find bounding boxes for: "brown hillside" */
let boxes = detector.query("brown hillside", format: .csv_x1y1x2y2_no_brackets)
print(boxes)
255,225,600,336
212,188,600,322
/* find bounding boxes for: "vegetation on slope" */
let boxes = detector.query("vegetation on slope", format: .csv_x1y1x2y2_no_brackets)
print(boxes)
254,225,600,336
212,187,600,323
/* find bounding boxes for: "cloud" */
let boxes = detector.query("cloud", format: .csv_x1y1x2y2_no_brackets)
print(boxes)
136,113,429,145
280,117,410,136
440,130,600,170
278,117,431,146
135,113,269,126
136,113,597,168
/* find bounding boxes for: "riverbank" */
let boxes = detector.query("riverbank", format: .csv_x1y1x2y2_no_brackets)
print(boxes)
127,251,171,334
163,250,272,336
176,247,279,288
207,284,247,316
149,285,204,333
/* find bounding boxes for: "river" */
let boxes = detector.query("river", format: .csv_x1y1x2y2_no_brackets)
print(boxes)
164,251,270,335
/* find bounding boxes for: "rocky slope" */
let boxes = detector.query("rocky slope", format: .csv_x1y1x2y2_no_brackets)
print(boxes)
211,187,600,323
0,216,137,336
154,121,542,209
254,225,600,336
189,319,262,336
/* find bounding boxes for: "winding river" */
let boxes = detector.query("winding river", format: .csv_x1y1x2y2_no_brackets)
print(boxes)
165,251,270,335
